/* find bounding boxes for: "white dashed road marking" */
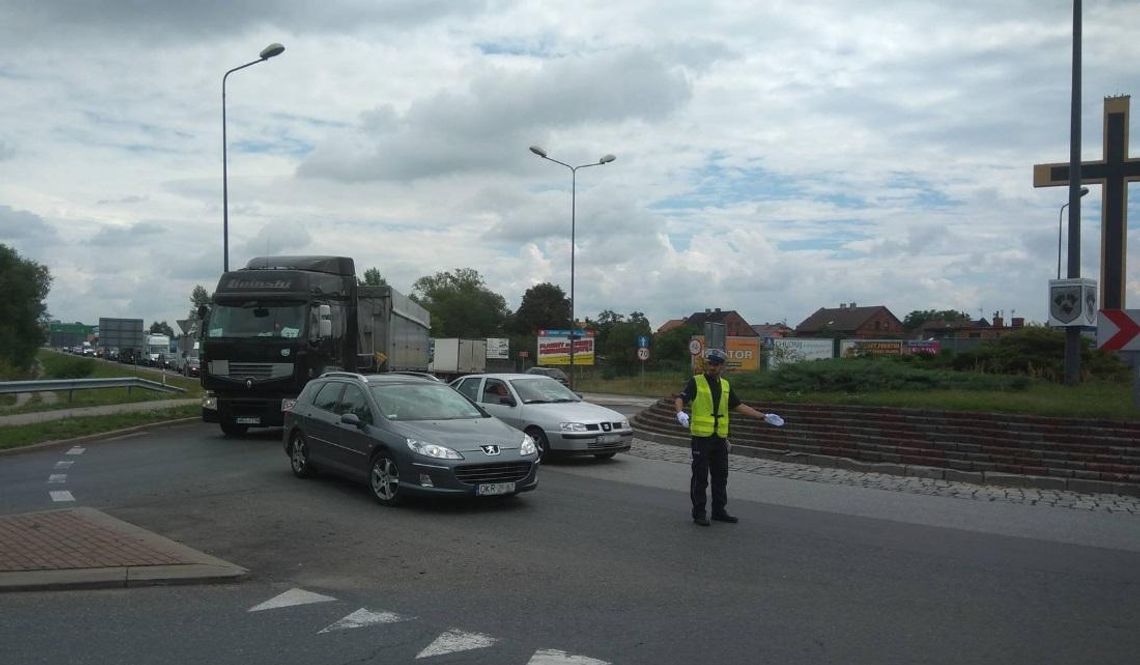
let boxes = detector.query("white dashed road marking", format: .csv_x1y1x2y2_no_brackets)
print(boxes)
65,446,85,455
54,461,74,469
318,608,411,634
528,649,612,665
416,629,498,659
49,491,75,502
248,588,337,612
48,474,67,484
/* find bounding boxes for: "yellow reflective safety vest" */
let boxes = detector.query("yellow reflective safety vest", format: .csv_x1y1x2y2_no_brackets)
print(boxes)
690,374,730,437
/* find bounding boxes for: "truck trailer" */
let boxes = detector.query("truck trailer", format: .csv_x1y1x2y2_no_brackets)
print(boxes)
199,255,431,436
428,338,487,379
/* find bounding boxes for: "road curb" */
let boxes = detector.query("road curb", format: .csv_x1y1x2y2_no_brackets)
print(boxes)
0,507,248,593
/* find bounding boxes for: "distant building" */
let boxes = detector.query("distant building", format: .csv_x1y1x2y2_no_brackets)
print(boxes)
795,303,904,338
918,314,1026,340
655,319,687,335
751,322,794,339
683,308,758,337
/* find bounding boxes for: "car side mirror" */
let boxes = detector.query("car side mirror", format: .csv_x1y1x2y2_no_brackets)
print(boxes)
499,396,516,407
340,413,363,428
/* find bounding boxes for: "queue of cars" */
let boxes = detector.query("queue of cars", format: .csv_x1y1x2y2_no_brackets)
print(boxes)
281,370,633,506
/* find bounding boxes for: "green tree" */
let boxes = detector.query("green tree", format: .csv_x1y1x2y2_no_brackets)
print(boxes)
411,268,510,338
360,267,387,287
903,309,973,330
511,282,569,335
190,285,211,307
0,244,52,375
653,324,699,363
600,318,653,376
586,309,625,350
149,321,175,337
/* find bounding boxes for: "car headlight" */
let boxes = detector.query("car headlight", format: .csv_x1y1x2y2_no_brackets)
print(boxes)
520,434,537,456
406,438,464,460
620,419,630,430
559,422,589,433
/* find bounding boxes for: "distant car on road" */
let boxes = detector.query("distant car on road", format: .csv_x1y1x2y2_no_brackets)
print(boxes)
524,366,570,386
282,372,539,505
450,373,631,460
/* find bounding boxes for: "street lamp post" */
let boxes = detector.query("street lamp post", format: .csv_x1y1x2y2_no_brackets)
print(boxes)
222,43,285,272
529,146,616,388
1057,186,1090,279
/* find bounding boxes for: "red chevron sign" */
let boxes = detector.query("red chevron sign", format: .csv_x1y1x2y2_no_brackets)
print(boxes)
1097,310,1140,351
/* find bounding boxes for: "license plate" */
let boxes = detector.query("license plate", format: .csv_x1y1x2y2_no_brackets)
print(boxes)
235,417,261,425
476,482,515,496
598,433,620,444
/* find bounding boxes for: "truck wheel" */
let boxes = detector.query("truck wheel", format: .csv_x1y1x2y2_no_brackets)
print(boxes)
220,419,248,437
369,452,403,506
289,431,315,478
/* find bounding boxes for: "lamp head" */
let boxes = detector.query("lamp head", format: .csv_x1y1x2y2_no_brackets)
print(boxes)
1079,187,1090,197
599,154,616,164
260,43,285,60
529,145,548,158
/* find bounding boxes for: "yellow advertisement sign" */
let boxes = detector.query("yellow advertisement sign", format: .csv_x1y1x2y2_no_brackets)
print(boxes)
689,336,762,373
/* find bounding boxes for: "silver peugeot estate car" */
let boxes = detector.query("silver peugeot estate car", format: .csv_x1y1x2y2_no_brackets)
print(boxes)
283,372,539,505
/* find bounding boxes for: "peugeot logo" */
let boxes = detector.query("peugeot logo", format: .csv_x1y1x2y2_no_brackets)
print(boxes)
480,445,500,456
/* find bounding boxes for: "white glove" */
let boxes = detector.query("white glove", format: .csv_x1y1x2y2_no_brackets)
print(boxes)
676,411,690,427
764,413,785,427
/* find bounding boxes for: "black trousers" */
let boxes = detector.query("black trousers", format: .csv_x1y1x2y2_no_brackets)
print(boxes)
690,435,729,517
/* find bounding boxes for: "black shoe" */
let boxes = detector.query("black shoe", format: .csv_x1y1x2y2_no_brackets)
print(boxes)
711,513,739,523
693,515,711,526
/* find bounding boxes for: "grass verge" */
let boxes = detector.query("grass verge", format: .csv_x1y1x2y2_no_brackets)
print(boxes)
0,404,201,451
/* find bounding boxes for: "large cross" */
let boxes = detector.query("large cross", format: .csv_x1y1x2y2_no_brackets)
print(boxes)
1034,95,1140,310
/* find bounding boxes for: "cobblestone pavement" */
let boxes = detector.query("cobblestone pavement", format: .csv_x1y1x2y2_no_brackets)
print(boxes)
628,438,1140,515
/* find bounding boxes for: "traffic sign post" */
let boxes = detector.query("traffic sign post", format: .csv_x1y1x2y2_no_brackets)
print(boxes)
1097,310,1140,408
637,346,649,386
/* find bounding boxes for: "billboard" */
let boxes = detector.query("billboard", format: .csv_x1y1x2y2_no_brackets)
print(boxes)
688,336,762,372
486,337,510,359
766,338,834,369
537,334,595,366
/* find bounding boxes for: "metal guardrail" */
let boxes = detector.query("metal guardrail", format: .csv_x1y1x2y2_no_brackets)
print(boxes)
0,377,186,398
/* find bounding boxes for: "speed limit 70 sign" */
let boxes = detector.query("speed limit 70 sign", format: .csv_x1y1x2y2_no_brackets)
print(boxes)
637,347,650,361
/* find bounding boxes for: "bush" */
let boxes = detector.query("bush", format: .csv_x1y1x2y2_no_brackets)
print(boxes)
738,358,1031,394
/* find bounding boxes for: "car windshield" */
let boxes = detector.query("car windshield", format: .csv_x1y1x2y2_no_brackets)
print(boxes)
370,383,484,421
509,377,580,404
206,304,306,339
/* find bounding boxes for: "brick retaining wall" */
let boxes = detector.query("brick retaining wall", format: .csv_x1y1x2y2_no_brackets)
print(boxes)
632,399,1140,496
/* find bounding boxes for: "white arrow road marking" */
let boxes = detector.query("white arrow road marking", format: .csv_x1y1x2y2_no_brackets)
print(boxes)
49,491,75,502
48,474,67,484
416,629,498,659
527,649,612,665
54,461,74,469
248,588,337,612
66,446,85,455
318,608,412,634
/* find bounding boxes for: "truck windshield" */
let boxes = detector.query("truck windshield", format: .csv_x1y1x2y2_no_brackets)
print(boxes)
206,304,306,339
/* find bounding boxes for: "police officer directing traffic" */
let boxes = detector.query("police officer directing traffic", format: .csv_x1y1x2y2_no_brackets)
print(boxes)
674,348,783,526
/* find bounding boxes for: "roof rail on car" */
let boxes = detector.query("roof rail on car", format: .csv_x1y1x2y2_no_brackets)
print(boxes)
319,371,370,381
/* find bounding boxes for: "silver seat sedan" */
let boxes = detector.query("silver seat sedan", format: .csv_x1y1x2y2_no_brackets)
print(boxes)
451,373,632,460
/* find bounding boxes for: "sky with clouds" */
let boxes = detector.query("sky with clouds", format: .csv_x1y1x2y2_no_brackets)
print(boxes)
1,0,1138,335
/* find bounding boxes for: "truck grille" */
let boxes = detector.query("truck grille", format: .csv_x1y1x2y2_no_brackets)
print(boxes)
454,462,532,485
223,362,294,379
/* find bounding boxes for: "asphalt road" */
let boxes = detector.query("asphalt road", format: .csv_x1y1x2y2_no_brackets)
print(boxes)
1,413,1138,665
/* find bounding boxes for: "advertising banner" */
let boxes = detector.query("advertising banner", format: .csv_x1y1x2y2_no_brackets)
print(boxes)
840,339,905,357
537,335,595,366
486,337,510,359
766,338,834,369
